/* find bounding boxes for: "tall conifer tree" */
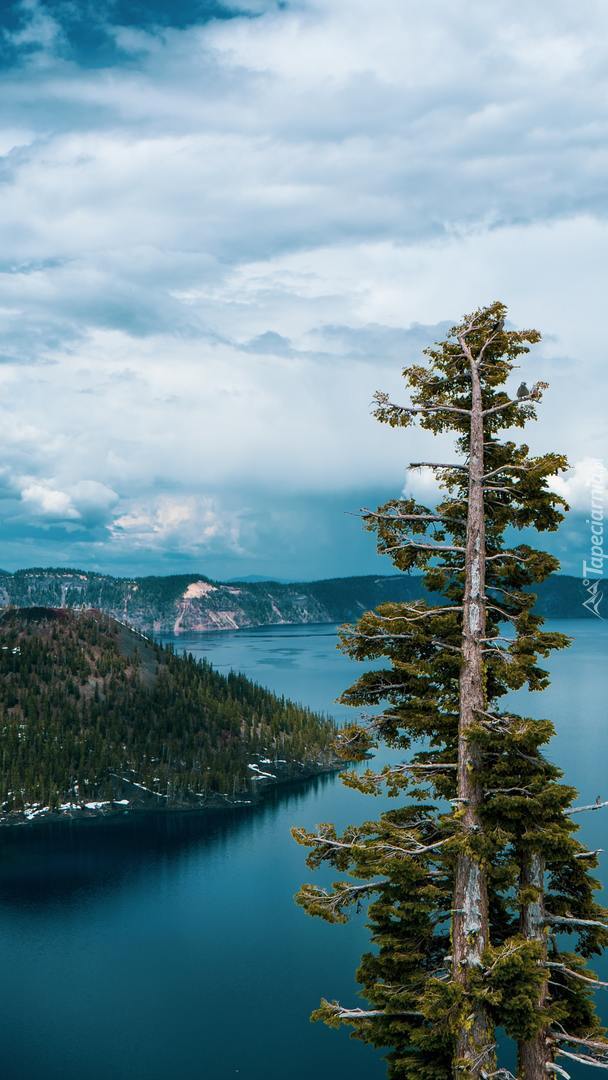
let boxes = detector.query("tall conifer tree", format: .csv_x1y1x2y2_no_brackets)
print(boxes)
294,303,608,1079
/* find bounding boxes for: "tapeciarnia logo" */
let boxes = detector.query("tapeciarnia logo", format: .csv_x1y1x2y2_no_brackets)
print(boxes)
581,458,605,620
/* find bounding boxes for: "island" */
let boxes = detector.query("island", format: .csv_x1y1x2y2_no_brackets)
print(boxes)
0,606,337,825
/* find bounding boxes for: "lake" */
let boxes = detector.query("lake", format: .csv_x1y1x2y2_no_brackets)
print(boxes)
0,620,606,1079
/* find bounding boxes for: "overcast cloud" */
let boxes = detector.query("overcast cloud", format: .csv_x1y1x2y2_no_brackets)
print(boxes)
0,0,606,578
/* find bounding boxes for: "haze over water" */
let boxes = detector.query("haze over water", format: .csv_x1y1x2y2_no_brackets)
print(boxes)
0,621,605,1080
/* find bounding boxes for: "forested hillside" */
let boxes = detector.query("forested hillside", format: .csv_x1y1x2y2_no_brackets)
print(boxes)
0,568,596,635
0,608,336,822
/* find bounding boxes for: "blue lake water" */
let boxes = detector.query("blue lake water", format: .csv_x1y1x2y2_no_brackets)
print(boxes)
0,620,606,1079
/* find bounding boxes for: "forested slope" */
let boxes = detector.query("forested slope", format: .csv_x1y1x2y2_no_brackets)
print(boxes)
0,608,336,822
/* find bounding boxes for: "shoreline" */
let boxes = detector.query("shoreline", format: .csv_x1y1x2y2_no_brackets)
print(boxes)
0,758,343,829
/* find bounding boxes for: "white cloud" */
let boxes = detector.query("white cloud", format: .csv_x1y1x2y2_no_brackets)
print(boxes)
109,495,244,555
550,458,608,511
0,0,607,570
20,481,80,521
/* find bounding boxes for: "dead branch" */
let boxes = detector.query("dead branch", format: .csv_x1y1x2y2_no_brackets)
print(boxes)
556,1048,608,1070
552,1032,608,1054
327,1005,424,1021
381,401,471,417
545,1063,571,1079
545,962,608,989
482,464,534,480
409,461,468,471
546,915,608,932
566,800,608,816
483,393,540,417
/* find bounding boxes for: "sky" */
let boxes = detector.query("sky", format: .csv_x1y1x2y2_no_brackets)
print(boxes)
0,0,607,581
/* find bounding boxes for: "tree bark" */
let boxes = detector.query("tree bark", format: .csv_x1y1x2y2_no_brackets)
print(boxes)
518,852,549,1080
453,352,495,1076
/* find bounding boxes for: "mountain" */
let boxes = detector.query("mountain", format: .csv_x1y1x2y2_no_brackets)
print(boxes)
0,607,336,825
0,567,598,636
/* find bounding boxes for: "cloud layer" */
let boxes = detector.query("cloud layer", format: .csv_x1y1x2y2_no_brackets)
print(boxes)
0,0,606,576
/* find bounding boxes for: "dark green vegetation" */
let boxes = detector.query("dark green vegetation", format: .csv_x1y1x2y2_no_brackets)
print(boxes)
0,608,336,820
294,303,608,1079
0,568,596,637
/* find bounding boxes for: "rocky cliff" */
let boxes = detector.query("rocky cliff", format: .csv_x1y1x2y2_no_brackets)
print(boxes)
0,567,596,635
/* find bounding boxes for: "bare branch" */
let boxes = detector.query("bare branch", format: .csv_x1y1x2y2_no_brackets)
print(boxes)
482,464,534,480
326,1004,425,1021
575,850,604,860
372,605,463,624
556,1049,608,1070
546,962,608,989
379,400,471,417
552,1033,608,1053
566,800,608,816
409,461,468,471
546,915,608,932
483,393,540,417
545,1063,572,1079
486,551,532,564
483,603,518,622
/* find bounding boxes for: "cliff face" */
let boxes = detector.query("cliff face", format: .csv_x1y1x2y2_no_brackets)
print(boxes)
0,569,431,634
0,568,596,635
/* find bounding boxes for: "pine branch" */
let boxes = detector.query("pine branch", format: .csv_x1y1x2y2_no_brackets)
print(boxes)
383,539,465,555
373,605,463,623
361,508,453,525
348,631,462,652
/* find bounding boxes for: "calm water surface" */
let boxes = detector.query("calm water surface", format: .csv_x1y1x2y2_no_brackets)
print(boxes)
0,620,605,1079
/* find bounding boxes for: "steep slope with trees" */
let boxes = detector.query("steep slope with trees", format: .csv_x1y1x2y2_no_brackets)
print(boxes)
0,568,597,636
294,303,608,1079
0,607,336,823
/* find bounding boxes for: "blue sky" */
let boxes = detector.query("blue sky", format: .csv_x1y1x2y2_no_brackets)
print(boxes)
0,0,606,580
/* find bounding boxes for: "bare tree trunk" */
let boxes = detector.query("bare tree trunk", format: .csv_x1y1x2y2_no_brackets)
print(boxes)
519,852,549,1080
453,353,495,1077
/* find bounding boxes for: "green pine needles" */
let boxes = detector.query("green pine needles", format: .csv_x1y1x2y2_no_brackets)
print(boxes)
293,302,608,1080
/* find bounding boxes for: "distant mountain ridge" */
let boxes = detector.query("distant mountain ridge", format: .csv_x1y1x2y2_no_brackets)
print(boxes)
0,568,597,634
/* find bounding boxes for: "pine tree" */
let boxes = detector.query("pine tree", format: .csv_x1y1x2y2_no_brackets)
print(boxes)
293,302,608,1078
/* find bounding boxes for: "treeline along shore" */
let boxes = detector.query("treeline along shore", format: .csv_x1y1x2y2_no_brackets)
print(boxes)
0,567,597,636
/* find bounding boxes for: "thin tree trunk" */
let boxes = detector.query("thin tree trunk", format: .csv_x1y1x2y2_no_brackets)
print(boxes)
518,852,549,1080
453,355,495,1077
